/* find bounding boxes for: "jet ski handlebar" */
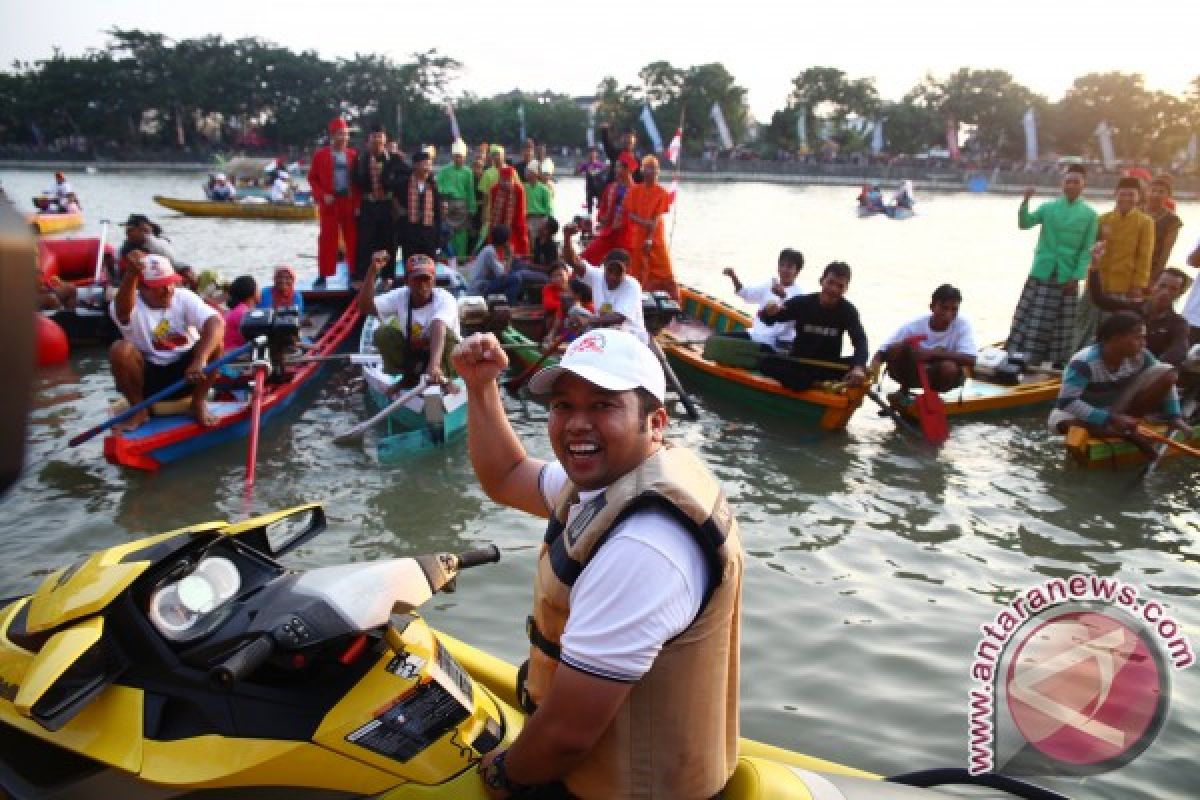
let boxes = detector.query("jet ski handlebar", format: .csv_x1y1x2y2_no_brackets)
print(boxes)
454,545,501,571
209,634,275,691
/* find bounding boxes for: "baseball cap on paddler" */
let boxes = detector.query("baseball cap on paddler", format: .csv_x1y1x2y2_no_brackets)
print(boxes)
140,255,183,288
528,329,665,403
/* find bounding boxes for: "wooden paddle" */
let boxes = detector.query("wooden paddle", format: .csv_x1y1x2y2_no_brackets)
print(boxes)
647,336,699,420
333,376,428,445
1136,425,1200,458
503,334,565,396
913,361,949,445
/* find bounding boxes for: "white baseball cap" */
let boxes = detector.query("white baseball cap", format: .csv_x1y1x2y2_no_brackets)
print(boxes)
529,329,665,403
140,255,182,289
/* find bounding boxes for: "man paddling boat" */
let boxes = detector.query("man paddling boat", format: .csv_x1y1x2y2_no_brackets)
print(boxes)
869,284,977,403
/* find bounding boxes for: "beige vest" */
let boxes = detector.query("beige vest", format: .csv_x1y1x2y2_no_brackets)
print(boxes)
526,447,742,800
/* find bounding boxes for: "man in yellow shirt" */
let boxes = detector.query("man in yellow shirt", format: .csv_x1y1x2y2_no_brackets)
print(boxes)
1074,176,1155,351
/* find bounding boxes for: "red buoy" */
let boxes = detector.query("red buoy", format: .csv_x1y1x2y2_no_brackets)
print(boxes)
35,314,69,366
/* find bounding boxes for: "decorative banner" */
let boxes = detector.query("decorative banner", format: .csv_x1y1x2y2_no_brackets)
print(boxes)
710,102,734,151
517,104,526,145
586,107,595,149
666,127,683,165
446,101,461,142
640,104,664,153
1022,108,1038,164
1188,132,1198,166
870,119,884,155
795,105,807,152
945,117,960,161
1094,121,1116,170
667,178,679,208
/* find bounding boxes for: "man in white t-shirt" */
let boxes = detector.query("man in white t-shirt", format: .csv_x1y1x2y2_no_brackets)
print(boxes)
108,254,224,430
869,283,977,400
722,247,805,350
562,224,647,343
452,329,742,799
268,171,293,204
358,253,459,388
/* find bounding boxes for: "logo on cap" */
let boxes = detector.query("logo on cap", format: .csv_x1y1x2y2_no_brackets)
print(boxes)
571,333,606,355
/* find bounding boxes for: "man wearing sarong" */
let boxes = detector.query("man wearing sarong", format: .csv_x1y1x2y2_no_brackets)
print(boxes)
352,123,407,282
397,150,442,262
436,138,477,264
624,155,678,300
581,153,636,266
308,117,359,288
476,145,507,252
1005,165,1097,366
1073,176,1154,352
523,160,554,245
488,166,529,257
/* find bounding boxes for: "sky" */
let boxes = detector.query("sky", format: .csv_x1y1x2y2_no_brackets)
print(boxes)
2,0,1197,120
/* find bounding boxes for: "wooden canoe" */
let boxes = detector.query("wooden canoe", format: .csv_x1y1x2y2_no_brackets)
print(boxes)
901,373,1061,419
103,291,360,471
153,195,317,221
27,211,84,234
659,287,865,430
1065,421,1200,469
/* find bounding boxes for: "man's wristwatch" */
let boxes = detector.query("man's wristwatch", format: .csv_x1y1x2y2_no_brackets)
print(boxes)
480,750,527,793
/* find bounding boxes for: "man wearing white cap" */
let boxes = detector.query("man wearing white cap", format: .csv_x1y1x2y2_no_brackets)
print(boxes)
454,329,742,800
436,139,477,264
108,253,224,431
209,173,235,202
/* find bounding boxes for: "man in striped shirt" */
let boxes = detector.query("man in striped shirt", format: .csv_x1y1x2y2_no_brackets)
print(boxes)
1049,311,1190,451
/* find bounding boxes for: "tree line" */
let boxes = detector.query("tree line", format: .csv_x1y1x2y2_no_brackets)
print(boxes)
1,29,1197,167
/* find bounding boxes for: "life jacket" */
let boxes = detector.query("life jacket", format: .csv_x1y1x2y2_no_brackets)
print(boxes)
523,446,742,800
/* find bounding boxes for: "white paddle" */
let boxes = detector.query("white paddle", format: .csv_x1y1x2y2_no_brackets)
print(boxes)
92,219,110,284
333,376,428,444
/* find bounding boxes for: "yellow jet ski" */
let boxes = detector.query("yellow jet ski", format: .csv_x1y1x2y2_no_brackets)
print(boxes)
0,505,1066,799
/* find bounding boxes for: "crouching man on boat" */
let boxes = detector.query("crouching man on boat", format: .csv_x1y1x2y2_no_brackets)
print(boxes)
358,253,459,389
108,254,224,430
1049,311,1190,452
452,328,742,800
868,284,977,404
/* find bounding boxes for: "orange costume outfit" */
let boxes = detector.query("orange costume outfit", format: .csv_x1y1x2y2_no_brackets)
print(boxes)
308,118,360,279
487,167,529,257
625,176,678,299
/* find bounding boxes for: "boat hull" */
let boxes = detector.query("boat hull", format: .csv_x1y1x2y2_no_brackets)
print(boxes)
27,211,84,234
153,195,317,221
1065,421,1200,469
902,374,1061,418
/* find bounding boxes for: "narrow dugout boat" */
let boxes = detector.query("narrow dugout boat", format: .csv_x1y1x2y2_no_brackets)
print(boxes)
153,195,317,221
103,291,360,471
658,286,865,430
1064,420,1200,469
27,210,84,234
894,346,1060,420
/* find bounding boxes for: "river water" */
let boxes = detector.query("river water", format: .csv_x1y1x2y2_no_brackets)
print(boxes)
3,168,1199,799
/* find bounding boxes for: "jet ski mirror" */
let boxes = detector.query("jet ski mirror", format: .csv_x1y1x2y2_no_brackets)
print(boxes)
220,504,327,557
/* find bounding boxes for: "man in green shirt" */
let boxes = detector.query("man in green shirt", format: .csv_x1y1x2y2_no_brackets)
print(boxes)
524,159,554,245
436,138,477,266
1005,164,1099,366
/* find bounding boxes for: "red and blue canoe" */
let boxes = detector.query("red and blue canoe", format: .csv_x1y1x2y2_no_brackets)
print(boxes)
103,291,360,471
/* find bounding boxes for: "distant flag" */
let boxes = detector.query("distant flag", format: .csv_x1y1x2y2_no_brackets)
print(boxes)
586,107,596,149
795,105,807,152
446,101,461,142
870,119,884,155
1188,132,1197,166
1094,120,1116,170
517,104,526,145
1022,108,1038,164
945,118,960,161
666,127,683,165
710,102,734,151
640,104,664,153
667,178,679,207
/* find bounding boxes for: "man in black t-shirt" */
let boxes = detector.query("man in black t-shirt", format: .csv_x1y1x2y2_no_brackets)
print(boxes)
757,261,869,391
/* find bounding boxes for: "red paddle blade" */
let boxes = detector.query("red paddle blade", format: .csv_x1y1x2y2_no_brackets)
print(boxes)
914,361,949,445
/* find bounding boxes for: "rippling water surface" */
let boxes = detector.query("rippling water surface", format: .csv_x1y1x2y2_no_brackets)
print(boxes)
3,168,1198,799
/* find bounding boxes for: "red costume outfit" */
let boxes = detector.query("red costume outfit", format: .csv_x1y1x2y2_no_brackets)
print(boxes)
487,167,529,257
582,178,635,265
308,118,360,278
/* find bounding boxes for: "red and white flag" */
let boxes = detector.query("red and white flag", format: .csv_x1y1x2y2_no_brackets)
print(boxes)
666,127,682,165
667,178,679,207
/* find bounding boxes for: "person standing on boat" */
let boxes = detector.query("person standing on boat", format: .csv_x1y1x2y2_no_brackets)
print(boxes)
358,254,458,388
108,254,224,431
1005,165,1098,367
581,153,637,266
396,150,442,264
476,145,507,252
1072,176,1154,352
599,122,643,185
488,166,530,257
721,248,805,351
352,122,407,284
1145,174,1182,285
308,117,359,288
868,284,977,401
624,156,679,300
757,261,870,391
524,160,554,245
1049,311,1189,452
436,138,477,266
575,146,607,215
562,224,648,343
451,328,742,800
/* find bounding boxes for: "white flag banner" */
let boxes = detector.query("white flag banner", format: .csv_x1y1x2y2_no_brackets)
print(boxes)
1094,121,1116,170
795,106,807,150
446,101,461,142
640,105,664,152
586,107,596,149
870,119,884,155
666,127,683,165
1188,132,1198,166
1023,108,1038,164
710,102,734,151
517,104,526,144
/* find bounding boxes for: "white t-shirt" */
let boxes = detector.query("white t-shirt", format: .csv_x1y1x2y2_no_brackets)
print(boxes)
738,278,803,348
538,461,707,682
879,313,977,357
269,177,290,203
374,286,460,345
110,287,217,366
1182,236,1200,327
581,263,647,343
